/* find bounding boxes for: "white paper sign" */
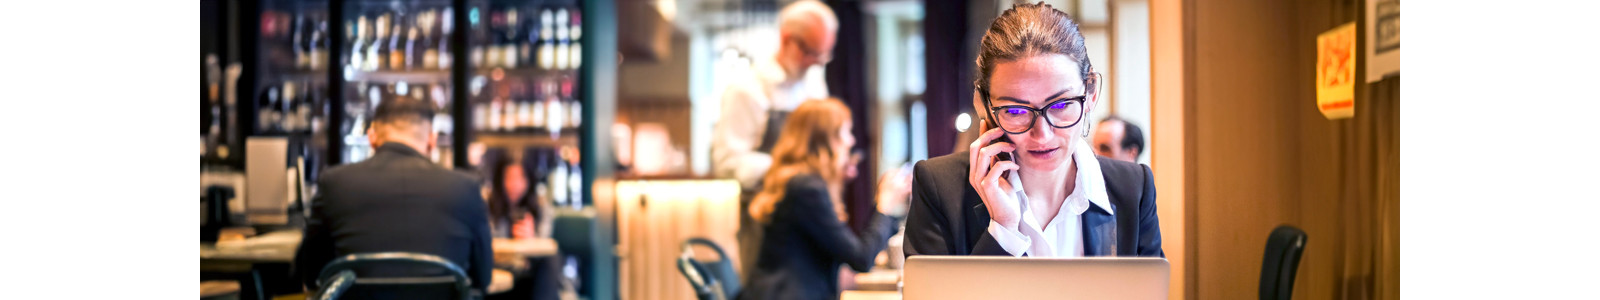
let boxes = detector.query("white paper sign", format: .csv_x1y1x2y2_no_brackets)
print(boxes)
1366,0,1400,82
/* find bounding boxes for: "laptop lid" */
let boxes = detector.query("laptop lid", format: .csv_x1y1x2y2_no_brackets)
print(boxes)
902,256,1169,299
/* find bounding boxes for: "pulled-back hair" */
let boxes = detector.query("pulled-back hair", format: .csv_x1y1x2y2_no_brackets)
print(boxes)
974,2,1097,98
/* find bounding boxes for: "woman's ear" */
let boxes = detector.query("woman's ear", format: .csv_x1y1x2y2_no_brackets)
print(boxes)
1086,71,1103,109
972,89,992,133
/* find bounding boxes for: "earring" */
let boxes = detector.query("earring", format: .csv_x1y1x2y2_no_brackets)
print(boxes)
1082,122,1091,138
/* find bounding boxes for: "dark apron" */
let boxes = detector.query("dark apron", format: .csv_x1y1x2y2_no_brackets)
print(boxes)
737,109,789,283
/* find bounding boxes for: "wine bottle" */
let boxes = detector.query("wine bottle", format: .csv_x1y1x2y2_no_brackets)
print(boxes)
520,7,536,68
538,8,554,70
487,98,502,132
293,14,308,69
571,8,583,70
554,8,569,70
484,8,502,68
389,13,408,70
369,13,390,71
282,81,297,131
310,19,327,71
502,8,519,69
439,7,453,69
350,15,368,71
421,9,439,69
406,17,420,70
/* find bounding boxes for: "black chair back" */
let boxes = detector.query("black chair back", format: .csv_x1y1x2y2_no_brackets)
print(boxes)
1259,225,1308,300
676,238,739,300
677,249,722,300
314,252,473,300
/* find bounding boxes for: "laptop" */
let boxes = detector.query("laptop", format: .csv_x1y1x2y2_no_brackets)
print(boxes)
902,256,1169,299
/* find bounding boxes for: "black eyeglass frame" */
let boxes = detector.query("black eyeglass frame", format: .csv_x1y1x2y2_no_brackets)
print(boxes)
981,95,1087,134
974,71,1100,135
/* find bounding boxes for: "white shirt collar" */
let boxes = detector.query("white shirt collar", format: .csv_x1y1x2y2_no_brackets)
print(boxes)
1007,139,1115,216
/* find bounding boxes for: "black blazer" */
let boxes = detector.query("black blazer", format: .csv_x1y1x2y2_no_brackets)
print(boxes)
294,143,494,292
739,174,899,300
903,151,1163,258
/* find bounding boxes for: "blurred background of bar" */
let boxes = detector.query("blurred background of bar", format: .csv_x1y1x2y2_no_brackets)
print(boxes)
201,0,1400,299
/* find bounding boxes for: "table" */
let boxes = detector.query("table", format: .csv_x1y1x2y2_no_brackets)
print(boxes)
841,290,902,300
201,232,545,299
852,269,901,292
488,269,515,295
202,231,302,300
492,238,559,257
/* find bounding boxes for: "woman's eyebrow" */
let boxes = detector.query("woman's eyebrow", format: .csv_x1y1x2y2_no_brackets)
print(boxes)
996,89,1070,105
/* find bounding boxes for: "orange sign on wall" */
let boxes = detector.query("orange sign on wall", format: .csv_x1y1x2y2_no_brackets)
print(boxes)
1316,22,1357,119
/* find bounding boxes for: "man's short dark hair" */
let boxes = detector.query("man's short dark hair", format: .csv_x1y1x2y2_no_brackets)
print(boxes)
1100,115,1145,157
371,95,435,127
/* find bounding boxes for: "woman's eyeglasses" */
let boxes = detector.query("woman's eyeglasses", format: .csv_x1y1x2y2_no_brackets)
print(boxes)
985,96,1087,134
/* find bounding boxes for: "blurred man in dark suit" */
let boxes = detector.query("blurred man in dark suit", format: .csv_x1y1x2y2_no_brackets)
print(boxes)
293,96,493,295
1092,116,1145,163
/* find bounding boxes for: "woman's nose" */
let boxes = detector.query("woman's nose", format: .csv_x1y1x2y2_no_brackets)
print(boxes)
1029,115,1056,140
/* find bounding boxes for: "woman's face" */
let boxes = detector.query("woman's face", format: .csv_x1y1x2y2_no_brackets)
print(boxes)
503,163,528,204
833,120,856,170
984,54,1096,173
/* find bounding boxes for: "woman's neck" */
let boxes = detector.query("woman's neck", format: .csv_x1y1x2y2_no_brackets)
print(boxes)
1017,159,1076,204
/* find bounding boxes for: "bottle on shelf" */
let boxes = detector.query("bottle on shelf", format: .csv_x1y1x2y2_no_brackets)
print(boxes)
293,14,308,69
283,81,297,132
565,146,583,208
388,13,408,71
502,8,519,69
487,97,502,132
420,9,439,69
405,15,421,70
520,7,536,69
367,13,390,71
469,7,484,69
205,54,222,157
554,8,569,71
259,85,280,133
484,7,502,69
519,81,535,131
548,153,569,207
311,19,328,71
531,79,548,132
571,7,583,70
537,8,554,70
349,15,368,72
439,7,453,69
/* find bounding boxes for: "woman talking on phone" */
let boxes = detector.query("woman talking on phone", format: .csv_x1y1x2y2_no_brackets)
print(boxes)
903,2,1162,258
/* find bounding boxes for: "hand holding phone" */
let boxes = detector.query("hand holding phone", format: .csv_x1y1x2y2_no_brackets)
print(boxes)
967,127,1022,230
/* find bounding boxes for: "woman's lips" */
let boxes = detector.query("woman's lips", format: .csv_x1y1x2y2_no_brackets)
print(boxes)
1025,147,1060,160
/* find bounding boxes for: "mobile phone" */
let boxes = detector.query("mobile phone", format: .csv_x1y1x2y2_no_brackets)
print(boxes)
983,117,1015,180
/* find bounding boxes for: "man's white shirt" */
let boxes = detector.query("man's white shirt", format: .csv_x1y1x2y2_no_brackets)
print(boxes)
710,57,829,189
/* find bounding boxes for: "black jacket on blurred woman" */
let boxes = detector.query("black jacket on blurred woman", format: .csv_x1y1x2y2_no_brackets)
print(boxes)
739,174,900,300
293,143,494,294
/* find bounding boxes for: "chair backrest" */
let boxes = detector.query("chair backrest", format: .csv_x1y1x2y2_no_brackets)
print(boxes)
552,208,596,296
314,252,473,300
677,249,722,300
683,238,740,298
1259,225,1308,300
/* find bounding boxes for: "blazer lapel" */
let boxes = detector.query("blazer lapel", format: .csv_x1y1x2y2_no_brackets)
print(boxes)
970,203,992,244
1081,204,1118,256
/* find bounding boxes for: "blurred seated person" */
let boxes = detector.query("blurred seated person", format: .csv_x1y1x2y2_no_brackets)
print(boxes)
903,3,1162,259
1091,115,1145,163
739,98,907,300
293,96,493,295
484,150,564,300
